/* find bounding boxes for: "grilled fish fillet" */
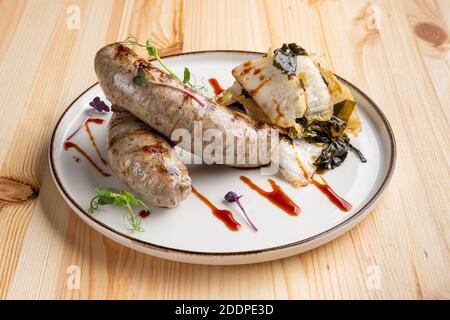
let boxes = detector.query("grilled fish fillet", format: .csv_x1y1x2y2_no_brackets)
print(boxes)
232,53,306,129
270,138,323,187
232,52,335,128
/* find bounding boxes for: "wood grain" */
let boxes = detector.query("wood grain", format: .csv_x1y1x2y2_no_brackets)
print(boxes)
0,0,448,299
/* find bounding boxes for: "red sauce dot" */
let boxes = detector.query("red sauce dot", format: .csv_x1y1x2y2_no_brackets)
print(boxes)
208,78,224,95
139,210,151,218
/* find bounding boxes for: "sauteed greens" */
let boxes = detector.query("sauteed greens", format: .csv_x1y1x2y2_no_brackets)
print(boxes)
298,100,367,172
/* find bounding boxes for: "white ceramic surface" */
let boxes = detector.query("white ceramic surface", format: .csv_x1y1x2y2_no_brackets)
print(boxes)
49,51,396,265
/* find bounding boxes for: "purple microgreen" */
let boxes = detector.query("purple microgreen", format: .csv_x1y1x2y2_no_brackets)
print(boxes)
154,82,209,108
224,191,258,232
89,96,110,112
66,96,110,141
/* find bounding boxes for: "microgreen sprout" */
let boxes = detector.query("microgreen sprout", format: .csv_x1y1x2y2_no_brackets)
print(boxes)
67,97,110,141
183,67,190,84
89,187,149,232
131,66,209,108
119,37,205,92
224,191,258,232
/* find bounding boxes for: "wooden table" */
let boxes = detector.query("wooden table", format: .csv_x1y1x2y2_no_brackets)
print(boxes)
0,0,448,299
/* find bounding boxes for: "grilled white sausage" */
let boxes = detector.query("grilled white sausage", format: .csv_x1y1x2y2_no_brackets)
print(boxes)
107,110,191,208
95,43,278,168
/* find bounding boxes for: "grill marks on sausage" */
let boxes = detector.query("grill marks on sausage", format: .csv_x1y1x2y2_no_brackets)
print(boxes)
141,143,169,156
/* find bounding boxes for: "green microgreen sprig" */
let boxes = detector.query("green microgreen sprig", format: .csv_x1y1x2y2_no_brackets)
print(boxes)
119,37,207,93
89,187,149,232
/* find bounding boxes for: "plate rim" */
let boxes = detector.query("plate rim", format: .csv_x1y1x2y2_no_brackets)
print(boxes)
49,50,397,258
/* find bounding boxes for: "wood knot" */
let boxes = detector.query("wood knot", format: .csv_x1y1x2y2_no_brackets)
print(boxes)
0,178,36,205
365,4,382,31
354,3,382,33
414,22,447,46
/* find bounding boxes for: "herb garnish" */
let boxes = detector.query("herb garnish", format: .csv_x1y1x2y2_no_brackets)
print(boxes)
183,67,190,84
273,43,308,77
128,55,210,108
66,97,110,140
224,191,258,232
89,187,149,232
131,66,210,108
119,37,206,92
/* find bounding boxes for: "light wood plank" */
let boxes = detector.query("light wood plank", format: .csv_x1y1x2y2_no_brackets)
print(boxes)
0,0,62,166
4,0,122,299
0,200,35,299
0,0,448,299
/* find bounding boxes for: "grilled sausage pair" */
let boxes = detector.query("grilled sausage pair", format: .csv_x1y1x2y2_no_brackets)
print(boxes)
96,44,277,207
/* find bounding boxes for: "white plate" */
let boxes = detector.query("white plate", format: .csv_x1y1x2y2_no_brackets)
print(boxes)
49,51,396,265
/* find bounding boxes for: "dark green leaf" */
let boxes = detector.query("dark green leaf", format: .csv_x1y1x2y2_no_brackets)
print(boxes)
98,197,114,205
272,43,308,76
273,44,297,76
329,116,347,138
348,142,367,163
315,138,349,171
286,43,307,56
133,68,147,86
297,115,367,171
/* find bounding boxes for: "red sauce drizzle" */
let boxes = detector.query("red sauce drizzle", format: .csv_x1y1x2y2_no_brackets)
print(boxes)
86,118,105,125
208,78,224,95
85,118,108,165
312,176,352,212
240,176,301,216
139,210,151,218
191,186,240,231
64,141,111,177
